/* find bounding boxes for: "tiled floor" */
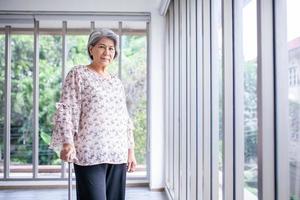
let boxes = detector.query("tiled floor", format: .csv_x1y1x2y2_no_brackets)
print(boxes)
0,187,168,200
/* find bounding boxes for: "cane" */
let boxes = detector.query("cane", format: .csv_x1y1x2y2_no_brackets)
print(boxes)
68,162,73,200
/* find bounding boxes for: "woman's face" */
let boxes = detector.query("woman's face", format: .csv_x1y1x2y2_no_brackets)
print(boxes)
89,37,116,67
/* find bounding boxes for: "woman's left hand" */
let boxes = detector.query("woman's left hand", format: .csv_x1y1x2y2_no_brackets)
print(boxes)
127,149,137,172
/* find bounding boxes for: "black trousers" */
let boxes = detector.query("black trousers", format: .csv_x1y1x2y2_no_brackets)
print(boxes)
74,163,127,200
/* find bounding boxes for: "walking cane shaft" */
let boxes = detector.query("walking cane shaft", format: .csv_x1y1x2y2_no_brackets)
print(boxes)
68,162,73,200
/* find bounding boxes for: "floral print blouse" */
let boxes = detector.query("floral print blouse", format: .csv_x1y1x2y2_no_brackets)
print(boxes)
50,65,134,166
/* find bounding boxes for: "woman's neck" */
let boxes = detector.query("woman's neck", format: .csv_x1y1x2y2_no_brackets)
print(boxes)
88,63,108,75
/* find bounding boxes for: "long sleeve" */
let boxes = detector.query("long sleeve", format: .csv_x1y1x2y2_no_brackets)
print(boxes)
122,85,135,149
50,68,82,152
127,116,135,149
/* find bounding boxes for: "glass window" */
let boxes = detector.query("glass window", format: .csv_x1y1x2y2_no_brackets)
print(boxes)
66,34,89,73
121,34,147,178
0,21,148,181
0,34,4,178
38,35,62,178
242,0,258,199
10,34,34,178
287,0,300,199
216,0,223,198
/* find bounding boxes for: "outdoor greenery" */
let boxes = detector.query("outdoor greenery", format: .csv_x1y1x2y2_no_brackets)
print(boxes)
122,35,147,165
0,33,147,166
218,60,258,195
244,61,258,165
243,61,258,195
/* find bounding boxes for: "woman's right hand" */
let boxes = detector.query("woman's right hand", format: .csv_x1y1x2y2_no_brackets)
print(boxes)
60,143,76,162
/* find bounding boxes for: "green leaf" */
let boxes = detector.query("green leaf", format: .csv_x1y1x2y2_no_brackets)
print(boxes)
40,131,51,145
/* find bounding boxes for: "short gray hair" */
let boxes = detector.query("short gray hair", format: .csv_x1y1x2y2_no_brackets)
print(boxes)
87,28,119,60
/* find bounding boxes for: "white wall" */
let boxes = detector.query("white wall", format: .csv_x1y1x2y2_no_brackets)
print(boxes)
0,0,158,12
0,0,165,189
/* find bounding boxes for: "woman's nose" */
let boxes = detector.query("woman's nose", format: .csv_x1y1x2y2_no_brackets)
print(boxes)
103,48,109,55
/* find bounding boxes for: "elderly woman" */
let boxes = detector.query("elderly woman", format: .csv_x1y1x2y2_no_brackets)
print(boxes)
50,28,137,200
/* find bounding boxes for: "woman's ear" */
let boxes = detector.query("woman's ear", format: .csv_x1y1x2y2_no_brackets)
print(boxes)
89,46,93,55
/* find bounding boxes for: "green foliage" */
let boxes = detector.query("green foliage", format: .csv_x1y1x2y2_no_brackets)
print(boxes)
243,61,258,195
66,35,89,72
122,35,146,79
8,35,34,165
122,35,147,165
133,99,147,165
38,35,62,165
244,61,258,164
40,131,51,145
291,195,300,200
